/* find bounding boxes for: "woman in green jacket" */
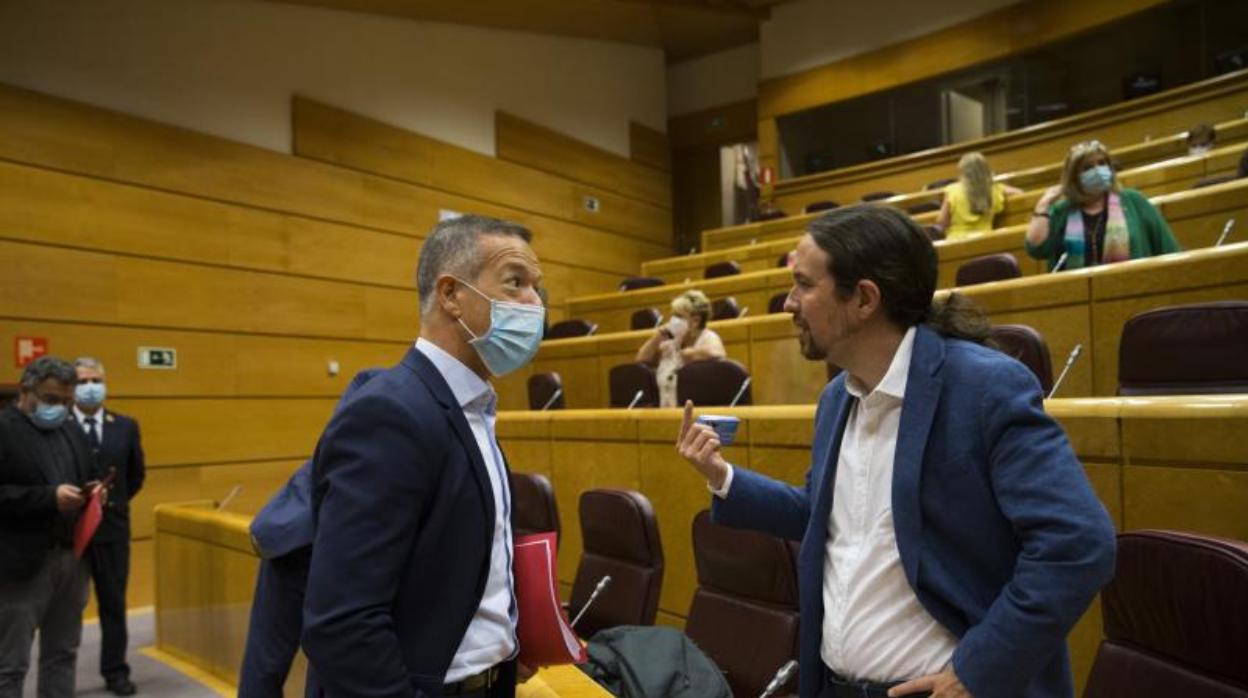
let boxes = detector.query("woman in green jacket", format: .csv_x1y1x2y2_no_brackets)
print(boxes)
1025,140,1180,270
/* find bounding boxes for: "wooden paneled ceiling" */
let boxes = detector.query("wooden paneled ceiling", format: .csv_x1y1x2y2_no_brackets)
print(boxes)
257,0,790,62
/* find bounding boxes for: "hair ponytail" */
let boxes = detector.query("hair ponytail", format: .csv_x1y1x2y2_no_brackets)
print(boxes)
925,292,995,346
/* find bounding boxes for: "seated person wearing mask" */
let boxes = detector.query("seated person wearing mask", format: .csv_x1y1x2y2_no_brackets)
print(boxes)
1026,140,1180,271
1186,122,1216,156
636,290,726,408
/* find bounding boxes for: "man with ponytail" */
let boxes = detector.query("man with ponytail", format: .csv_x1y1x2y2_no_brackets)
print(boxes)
677,205,1116,698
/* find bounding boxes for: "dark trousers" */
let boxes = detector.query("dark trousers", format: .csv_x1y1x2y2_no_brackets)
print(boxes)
448,662,517,698
239,547,311,698
89,541,131,683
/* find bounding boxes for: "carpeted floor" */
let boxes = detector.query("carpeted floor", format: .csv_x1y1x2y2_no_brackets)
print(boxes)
20,610,221,697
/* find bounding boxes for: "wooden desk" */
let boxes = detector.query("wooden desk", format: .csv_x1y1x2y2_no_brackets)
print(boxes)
501,243,1248,409
518,665,612,698
701,149,1248,252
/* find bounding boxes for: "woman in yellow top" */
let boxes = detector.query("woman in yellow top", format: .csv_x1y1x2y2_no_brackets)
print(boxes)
936,152,1023,240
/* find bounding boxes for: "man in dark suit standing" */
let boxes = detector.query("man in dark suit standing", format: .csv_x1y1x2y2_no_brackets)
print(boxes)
0,356,103,698
302,215,546,697
237,367,381,698
71,357,144,697
678,206,1116,698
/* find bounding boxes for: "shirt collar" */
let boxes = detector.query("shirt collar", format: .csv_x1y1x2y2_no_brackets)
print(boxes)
844,326,916,401
414,338,495,413
73,405,104,425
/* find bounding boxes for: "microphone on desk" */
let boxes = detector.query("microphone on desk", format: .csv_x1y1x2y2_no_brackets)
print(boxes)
216,485,242,512
758,659,798,698
1051,251,1069,273
1216,218,1236,247
570,575,612,629
1047,343,1084,400
626,390,645,409
729,377,752,407
540,388,563,411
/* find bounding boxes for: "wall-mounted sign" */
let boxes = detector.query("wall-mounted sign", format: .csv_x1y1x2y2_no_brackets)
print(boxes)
14,337,48,368
138,346,177,370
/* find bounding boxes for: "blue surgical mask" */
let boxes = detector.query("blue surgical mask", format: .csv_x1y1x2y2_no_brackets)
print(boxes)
1080,165,1114,194
30,402,69,430
75,382,107,408
456,279,546,377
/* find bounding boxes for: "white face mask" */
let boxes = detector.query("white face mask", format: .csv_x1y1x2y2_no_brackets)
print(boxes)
667,316,689,338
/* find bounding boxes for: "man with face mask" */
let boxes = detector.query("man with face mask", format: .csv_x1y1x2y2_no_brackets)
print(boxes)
0,355,103,698
677,207,1116,698
302,215,545,698
70,357,145,696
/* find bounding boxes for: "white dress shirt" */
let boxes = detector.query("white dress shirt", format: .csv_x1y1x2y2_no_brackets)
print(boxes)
73,405,105,444
415,339,518,682
713,327,957,682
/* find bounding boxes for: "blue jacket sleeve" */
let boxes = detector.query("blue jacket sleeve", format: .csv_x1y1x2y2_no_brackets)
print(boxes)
950,360,1117,697
301,394,437,698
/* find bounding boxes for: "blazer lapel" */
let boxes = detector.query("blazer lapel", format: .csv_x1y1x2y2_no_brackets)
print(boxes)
810,385,854,541
892,326,946,587
401,348,496,531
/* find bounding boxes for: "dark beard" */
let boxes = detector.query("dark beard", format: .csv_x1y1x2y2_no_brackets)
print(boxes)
798,327,827,361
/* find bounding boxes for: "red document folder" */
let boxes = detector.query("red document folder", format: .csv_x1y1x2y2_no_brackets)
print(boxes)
73,489,103,559
514,532,587,667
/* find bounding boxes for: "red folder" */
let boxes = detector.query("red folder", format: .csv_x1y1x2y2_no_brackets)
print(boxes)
514,532,587,667
72,489,103,559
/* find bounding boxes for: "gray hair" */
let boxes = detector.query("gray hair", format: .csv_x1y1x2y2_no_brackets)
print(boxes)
74,356,106,376
21,356,78,390
416,214,532,317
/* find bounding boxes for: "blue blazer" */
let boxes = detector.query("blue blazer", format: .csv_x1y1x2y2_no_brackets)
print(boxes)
302,348,509,698
250,368,381,561
712,325,1116,698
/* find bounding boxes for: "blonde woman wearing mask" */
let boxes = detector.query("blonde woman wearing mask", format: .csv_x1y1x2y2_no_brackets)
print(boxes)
1026,140,1180,271
636,290,726,407
936,152,1023,240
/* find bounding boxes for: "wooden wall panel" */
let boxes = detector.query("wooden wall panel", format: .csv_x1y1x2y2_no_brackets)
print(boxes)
0,320,407,397
292,97,671,247
0,239,419,342
629,121,671,173
496,111,671,208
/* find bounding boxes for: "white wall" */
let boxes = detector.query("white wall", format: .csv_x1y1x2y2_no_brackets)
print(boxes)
0,0,666,157
667,43,759,117
760,0,1021,80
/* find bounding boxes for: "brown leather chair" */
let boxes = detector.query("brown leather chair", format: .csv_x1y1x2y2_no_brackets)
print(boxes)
750,209,787,222
608,363,659,408
711,297,743,321
768,292,788,314
907,201,941,215
926,177,956,190
508,472,560,547
685,511,800,698
804,200,839,213
955,253,1021,287
1118,301,1248,395
1084,530,1248,698
677,359,752,406
619,276,665,292
568,489,664,639
860,191,896,201
991,324,1054,394
546,319,598,339
704,261,741,279
527,372,565,411
630,308,662,331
